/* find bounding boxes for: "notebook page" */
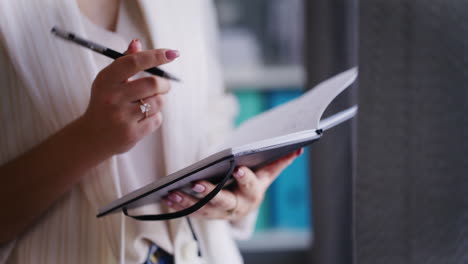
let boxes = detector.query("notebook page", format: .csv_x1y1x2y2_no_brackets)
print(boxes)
318,105,358,131
222,68,358,149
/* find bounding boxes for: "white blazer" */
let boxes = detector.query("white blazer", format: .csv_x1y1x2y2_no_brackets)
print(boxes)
0,0,255,263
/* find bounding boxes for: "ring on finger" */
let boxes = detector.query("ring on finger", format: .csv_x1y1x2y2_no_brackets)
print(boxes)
139,99,151,119
226,193,238,218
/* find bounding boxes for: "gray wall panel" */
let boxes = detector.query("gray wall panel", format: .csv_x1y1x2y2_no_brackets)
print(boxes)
357,1,468,263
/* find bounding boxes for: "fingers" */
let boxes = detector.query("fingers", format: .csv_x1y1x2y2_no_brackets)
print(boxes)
126,94,164,122
232,167,262,201
158,149,305,221
102,49,180,83
162,189,237,219
139,111,163,132
124,39,142,55
121,76,171,101
163,191,196,212
83,40,173,155
160,146,303,215
190,181,238,210
256,148,303,186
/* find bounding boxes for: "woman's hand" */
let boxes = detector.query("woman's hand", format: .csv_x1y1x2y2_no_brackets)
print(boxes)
162,148,304,221
0,40,181,244
81,39,179,155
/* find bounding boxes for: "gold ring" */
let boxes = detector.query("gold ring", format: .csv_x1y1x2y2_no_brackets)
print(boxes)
139,99,151,119
226,193,238,217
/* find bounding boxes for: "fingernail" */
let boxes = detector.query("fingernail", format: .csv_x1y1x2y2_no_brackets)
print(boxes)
165,50,180,61
134,39,142,49
234,168,245,179
164,199,173,206
192,184,205,193
169,193,182,203
298,148,304,156
128,39,137,49
127,39,142,52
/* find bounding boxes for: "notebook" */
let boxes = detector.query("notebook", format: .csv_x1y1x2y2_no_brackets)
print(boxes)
97,67,358,218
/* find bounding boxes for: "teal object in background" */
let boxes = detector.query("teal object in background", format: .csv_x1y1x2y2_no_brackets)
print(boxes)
266,90,311,230
234,90,265,126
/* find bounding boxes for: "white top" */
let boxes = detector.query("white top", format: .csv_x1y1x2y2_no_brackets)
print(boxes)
0,0,252,264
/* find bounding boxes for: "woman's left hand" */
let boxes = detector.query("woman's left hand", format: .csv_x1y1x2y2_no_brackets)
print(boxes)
162,148,304,221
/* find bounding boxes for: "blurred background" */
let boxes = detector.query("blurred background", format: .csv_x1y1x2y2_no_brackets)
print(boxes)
213,0,311,263
213,0,468,264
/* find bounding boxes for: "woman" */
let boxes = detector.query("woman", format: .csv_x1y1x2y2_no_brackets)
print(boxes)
0,0,301,263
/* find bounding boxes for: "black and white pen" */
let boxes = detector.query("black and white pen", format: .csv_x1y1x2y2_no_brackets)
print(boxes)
51,26,180,82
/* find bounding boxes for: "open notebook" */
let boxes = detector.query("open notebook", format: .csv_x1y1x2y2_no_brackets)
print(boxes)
97,68,358,217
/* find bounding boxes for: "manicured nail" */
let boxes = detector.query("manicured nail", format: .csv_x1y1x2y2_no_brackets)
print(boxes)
165,50,180,61
164,199,173,206
298,148,304,156
127,39,135,50
169,193,183,203
234,168,245,179
134,39,142,49
192,183,205,193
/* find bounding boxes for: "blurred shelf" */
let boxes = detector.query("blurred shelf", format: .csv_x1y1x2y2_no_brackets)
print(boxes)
224,65,305,90
238,229,312,252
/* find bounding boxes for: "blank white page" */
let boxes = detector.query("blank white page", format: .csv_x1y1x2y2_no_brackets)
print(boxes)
222,68,358,149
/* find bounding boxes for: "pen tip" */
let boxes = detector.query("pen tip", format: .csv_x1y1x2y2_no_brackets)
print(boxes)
164,73,181,82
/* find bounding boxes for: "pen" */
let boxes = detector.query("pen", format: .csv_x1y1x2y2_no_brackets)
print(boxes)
51,26,180,82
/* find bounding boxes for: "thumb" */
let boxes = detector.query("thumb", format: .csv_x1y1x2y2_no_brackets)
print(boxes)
124,39,142,55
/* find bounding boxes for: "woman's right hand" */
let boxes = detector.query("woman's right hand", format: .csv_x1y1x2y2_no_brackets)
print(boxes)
0,39,182,244
81,40,179,155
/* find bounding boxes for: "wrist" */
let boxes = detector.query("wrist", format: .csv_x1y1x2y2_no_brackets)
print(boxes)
70,116,113,165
